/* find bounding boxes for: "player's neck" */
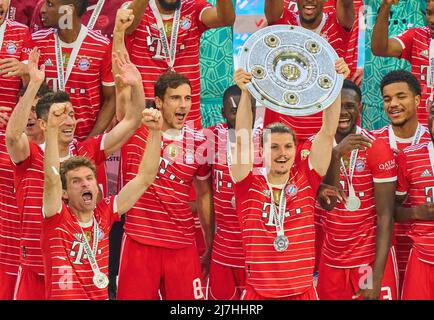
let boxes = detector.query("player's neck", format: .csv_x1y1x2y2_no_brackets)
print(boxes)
156,0,176,15
28,132,45,146
74,210,93,224
161,122,183,138
57,142,70,158
57,20,82,44
267,172,290,186
391,119,419,139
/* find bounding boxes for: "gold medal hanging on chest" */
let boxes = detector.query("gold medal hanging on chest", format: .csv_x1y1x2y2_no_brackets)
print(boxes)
84,230,93,244
272,189,282,205
166,143,178,159
342,153,350,169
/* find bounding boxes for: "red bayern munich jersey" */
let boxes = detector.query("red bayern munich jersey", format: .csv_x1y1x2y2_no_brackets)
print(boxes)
30,0,126,38
373,124,431,276
14,135,107,275
125,0,212,129
32,26,114,141
234,158,322,298
317,128,397,267
0,19,31,124
121,125,211,249
0,133,20,275
42,197,119,300
324,0,364,78
266,9,351,142
210,123,244,268
396,141,434,265
394,27,431,126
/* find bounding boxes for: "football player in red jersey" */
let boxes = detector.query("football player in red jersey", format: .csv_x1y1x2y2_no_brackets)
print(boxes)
230,59,348,300
123,0,235,129
372,0,434,126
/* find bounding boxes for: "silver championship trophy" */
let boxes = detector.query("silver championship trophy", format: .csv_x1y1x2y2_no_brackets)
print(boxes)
239,25,343,116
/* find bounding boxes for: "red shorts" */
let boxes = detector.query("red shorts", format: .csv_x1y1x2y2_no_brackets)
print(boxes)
117,235,205,300
14,265,45,300
0,268,17,300
208,260,245,300
241,284,318,300
401,250,434,300
317,247,399,300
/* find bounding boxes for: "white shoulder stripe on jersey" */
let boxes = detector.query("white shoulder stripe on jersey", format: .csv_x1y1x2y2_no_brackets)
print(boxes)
395,191,407,196
196,171,211,181
102,81,116,87
393,36,406,51
373,176,397,183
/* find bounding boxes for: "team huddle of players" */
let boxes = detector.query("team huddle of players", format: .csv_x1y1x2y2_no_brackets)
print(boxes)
0,0,433,301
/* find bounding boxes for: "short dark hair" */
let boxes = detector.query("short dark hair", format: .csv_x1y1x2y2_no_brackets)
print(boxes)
380,70,422,96
60,156,96,190
342,79,362,102
223,85,257,106
154,71,191,100
61,0,89,17
19,83,53,98
35,91,71,120
262,122,297,146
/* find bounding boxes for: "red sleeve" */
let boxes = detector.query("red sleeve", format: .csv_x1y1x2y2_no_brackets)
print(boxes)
20,27,32,62
96,196,120,229
14,142,39,177
195,0,213,34
234,171,255,211
396,151,409,196
299,136,314,162
101,42,114,85
367,139,397,183
299,157,322,192
42,201,69,228
395,28,416,62
77,135,107,165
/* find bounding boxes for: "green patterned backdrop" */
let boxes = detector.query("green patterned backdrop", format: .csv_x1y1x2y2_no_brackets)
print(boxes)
199,0,236,128
362,0,426,130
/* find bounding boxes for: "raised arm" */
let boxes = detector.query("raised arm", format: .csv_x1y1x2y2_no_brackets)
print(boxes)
371,0,403,57
103,50,144,158
115,109,162,215
264,0,284,25
193,175,215,279
87,85,116,138
229,69,254,183
336,0,355,30
200,0,235,28
113,8,135,121
309,59,349,176
6,48,45,164
126,0,150,35
43,103,69,218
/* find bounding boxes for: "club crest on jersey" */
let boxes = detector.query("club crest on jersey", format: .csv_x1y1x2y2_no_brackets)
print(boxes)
355,159,365,172
78,57,91,71
285,184,298,198
97,228,105,241
181,16,192,30
185,152,194,164
300,149,310,160
6,42,17,54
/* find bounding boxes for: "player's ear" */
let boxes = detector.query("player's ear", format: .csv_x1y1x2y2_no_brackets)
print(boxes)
38,118,47,131
155,97,163,111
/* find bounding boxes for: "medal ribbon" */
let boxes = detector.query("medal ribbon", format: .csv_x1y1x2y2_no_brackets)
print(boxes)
339,127,362,198
77,216,103,278
54,25,89,91
388,123,424,150
0,21,6,53
264,174,289,237
149,0,181,70
87,0,106,30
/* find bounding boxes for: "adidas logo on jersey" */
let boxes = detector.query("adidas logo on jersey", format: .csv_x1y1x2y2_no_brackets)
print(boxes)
421,169,432,177
44,59,53,66
421,50,429,58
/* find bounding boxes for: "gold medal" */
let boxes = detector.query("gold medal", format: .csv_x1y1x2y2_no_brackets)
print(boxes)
166,143,178,159
272,189,282,205
84,230,93,244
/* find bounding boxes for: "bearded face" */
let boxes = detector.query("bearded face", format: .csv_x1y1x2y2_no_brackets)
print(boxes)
157,0,181,11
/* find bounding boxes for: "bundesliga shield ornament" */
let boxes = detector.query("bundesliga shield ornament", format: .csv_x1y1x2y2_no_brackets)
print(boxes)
239,25,343,116
93,272,109,289
345,195,361,212
274,235,289,252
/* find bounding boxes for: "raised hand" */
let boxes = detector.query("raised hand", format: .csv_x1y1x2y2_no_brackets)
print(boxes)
114,8,135,33
234,68,253,91
47,103,68,128
142,108,163,131
334,134,372,157
28,48,46,84
113,50,142,87
335,58,350,79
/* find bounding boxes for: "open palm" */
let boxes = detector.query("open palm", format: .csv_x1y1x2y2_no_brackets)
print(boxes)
28,48,45,83
114,51,141,86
